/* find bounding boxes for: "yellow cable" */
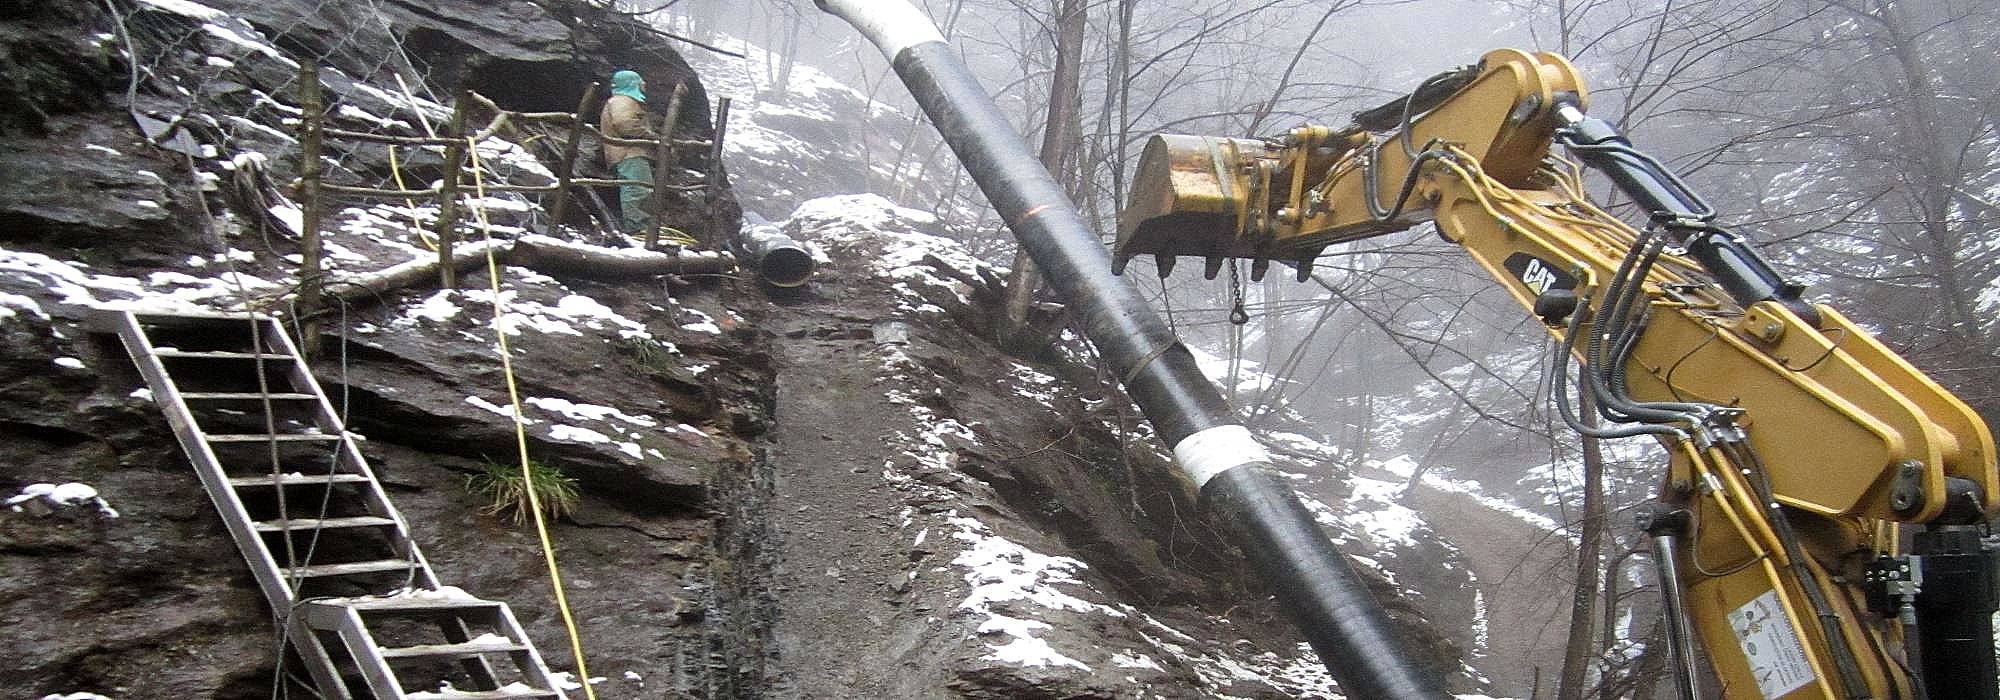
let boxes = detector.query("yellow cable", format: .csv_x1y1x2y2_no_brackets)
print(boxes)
464,140,600,700
652,226,699,247
386,145,439,252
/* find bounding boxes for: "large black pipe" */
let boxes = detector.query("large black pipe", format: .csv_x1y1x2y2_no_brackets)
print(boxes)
817,2,1445,697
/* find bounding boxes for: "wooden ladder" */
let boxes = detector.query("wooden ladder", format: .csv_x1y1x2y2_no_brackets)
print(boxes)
90,308,567,700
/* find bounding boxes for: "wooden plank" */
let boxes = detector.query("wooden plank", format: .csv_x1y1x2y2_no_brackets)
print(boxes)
255,516,397,532
228,473,370,487
338,597,502,613
153,350,293,360
286,556,418,580
378,638,527,659
423,688,561,699
206,433,342,443
181,392,317,401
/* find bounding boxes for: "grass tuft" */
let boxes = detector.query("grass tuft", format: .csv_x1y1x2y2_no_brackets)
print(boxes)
466,457,580,525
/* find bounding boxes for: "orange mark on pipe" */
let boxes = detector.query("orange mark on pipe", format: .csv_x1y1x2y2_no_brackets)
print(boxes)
1005,204,1051,227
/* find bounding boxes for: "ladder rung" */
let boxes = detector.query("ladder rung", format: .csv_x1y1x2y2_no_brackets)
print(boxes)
255,516,397,532
152,349,294,360
337,597,503,613
129,309,275,323
420,688,561,699
378,638,528,660
181,392,317,401
207,433,341,443
286,559,416,578
229,473,370,487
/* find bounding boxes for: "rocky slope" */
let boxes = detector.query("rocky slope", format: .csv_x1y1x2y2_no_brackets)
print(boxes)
0,1,1507,698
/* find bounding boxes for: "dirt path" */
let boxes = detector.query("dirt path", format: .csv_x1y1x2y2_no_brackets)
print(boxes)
758,308,955,698
1406,480,1578,698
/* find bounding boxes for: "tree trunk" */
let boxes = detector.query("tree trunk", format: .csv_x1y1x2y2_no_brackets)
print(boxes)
1557,391,1607,700
771,9,801,100
1000,0,1086,352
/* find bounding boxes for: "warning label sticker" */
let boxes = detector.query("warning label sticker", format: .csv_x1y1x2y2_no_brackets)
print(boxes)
1731,591,1817,699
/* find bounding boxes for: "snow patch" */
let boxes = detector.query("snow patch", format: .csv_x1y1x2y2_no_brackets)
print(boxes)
947,515,1120,672
7,482,120,518
134,0,225,20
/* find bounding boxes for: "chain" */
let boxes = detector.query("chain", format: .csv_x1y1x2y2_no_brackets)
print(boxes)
1227,259,1249,325
1224,259,1246,408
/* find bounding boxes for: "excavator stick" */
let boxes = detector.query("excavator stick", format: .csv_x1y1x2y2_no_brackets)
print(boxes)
1115,50,1586,283
1115,45,2000,699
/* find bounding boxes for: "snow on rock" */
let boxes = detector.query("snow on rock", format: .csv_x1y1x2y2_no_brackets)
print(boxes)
0,246,272,313
784,194,988,318
397,286,655,342
950,514,1123,616
676,34,919,212
678,307,722,334
0,291,48,320
525,397,660,428
482,291,654,340
134,0,225,20
7,482,120,518
1129,612,1341,699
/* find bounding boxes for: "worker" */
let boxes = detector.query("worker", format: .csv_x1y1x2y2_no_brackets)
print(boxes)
600,69,656,236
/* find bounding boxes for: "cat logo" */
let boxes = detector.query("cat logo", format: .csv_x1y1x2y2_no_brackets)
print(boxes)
1504,253,1576,296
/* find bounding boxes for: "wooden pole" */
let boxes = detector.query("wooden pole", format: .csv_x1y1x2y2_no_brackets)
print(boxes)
297,63,326,360
317,179,699,198
434,89,473,288
645,83,688,250
704,96,732,249
546,82,601,236
325,238,738,308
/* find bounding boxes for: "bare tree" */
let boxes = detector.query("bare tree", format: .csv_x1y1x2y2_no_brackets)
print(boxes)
1000,0,1087,352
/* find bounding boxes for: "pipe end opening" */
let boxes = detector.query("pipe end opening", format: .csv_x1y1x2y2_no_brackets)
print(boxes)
760,247,815,288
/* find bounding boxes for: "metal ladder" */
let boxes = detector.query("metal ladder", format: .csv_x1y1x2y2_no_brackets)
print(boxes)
90,308,567,700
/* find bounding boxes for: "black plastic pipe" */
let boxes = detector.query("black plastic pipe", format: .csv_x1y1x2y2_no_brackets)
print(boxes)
817,2,1446,697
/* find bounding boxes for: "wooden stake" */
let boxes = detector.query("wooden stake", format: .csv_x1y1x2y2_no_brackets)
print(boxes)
297,63,325,360
645,83,688,251
705,96,732,248
434,89,473,288
546,82,601,236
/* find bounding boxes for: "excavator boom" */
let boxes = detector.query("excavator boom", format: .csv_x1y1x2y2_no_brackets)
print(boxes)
1119,49,1999,699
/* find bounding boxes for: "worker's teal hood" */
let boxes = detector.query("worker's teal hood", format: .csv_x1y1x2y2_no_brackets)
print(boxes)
610,70,645,103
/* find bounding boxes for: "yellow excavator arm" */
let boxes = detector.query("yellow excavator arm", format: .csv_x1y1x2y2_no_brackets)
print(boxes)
1118,49,1999,699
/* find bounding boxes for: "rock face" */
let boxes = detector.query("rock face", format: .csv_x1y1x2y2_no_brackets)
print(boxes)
0,2,1486,698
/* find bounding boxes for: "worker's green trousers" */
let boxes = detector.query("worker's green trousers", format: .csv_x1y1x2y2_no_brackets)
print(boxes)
614,157,654,234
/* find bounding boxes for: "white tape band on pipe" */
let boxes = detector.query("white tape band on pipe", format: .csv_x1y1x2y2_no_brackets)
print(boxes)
817,0,948,60
1172,425,1269,488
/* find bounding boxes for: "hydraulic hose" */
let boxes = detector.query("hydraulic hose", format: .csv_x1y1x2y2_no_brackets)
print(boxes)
1552,105,1815,323
816,2,1447,697
1553,296,1687,441
1580,227,1712,427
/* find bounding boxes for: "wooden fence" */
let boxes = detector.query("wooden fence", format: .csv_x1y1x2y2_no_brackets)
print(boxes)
290,64,733,349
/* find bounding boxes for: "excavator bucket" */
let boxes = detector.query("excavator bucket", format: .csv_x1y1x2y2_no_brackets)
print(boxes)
1114,134,1269,278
